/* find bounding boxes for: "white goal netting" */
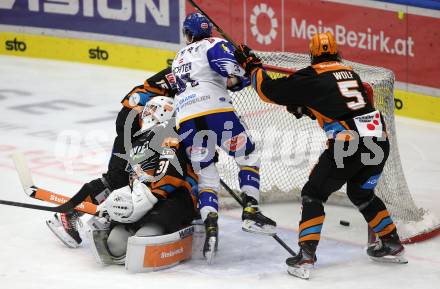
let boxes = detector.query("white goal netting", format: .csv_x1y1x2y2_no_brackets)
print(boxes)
217,51,440,243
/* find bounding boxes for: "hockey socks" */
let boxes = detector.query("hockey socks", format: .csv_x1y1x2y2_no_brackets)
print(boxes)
361,197,407,263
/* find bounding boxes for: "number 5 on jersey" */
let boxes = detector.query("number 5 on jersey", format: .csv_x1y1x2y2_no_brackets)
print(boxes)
338,80,366,110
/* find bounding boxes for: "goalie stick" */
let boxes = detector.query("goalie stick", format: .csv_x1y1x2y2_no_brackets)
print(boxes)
219,179,297,257
0,152,98,215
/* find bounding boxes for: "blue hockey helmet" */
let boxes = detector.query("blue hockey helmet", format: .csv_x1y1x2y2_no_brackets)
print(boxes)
182,12,213,43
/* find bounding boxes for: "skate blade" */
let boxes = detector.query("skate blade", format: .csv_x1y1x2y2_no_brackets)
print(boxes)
242,220,276,236
287,264,312,280
204,237,217,265
46,219,80,249
369,253,408,264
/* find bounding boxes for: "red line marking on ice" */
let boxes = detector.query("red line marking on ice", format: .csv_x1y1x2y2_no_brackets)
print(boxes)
0,164,83,185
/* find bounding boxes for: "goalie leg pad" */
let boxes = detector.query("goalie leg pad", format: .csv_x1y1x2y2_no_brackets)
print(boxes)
85,217,127,265
107,225,132,259
125,226,195,272
135,223,165,237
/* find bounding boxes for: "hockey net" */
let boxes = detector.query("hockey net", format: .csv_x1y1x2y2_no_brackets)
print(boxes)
217,51,440,243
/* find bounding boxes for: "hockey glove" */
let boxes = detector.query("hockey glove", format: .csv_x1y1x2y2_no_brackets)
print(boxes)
227,75,251,92
286,105,316,120
234,44,263,76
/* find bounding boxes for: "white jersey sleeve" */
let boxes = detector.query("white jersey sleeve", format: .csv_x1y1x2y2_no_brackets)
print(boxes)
172,37,249,126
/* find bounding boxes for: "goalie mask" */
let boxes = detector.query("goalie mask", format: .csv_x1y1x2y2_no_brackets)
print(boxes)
141,96,175,131
309,32,339,64
182,12,213,44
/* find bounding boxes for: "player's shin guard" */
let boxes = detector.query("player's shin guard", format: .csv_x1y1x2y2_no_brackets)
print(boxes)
298,196,325,247
287,196,324,279
238,166,260,201
198,189,219,221
360,197,406,263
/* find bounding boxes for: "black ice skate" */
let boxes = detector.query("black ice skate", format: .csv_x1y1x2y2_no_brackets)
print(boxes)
241,195,276,236
203,212,218,265
46,211,82,248
286,243,317,280
367,230,407,264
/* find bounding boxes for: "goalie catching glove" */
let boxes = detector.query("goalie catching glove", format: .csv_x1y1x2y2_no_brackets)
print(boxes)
234,44,262,76
104,179,158,223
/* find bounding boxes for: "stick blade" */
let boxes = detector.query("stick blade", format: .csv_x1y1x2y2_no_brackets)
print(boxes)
10,151,35,196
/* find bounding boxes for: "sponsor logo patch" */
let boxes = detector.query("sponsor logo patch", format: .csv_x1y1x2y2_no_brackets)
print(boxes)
223,134,247,152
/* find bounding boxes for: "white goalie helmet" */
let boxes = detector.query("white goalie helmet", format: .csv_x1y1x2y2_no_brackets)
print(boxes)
141,96,175,131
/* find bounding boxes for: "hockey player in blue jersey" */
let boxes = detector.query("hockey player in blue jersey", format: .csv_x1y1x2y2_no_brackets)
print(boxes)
172,12,276,264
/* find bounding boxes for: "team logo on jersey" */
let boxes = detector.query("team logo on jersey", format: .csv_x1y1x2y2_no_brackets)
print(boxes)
250,3,278,45
361,174,381,189
353,110,383,137
223,134,247,152
221,43,231,54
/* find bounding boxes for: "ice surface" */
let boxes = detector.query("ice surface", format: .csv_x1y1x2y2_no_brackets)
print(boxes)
0,56,439,289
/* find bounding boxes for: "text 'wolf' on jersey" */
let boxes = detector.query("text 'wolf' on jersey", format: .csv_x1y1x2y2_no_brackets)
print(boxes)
235,31,407,280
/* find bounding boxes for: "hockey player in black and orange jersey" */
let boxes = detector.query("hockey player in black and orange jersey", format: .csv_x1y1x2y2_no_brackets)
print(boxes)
234,32,406,279
95,97,198,264
46,67,177,248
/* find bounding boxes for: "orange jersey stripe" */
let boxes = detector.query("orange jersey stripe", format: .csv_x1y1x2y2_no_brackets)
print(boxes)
151,188,168,198
369,210,390,228
186,164,198,181
299,233,321,242
308,108,334,128
182,181,193,194
143,81,167,96
253,69,275,104
299,216,325,232
377,223,397,237
151,175,184,189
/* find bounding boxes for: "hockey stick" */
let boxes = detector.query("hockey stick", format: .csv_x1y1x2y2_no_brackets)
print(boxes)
186,0,296,74
187,0,239,49
0,152,99,215
219,179,297,256
0,196,98,215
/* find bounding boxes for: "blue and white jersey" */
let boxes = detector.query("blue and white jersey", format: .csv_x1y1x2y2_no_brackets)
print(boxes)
171,37,248,126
